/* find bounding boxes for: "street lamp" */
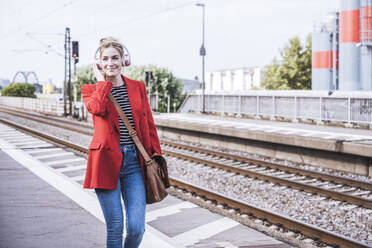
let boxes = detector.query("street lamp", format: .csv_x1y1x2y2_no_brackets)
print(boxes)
196,3,206,113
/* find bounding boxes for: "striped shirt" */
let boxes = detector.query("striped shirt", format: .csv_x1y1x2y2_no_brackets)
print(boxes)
111,83,135,146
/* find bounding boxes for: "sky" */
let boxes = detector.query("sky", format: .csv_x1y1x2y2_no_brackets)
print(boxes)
0,0,339,87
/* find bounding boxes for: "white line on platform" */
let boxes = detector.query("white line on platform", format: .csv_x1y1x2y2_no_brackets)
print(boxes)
27,148,64,154
216,242,239,248
56,165,86,173
0,131,13,135
0,129,14,133
277,130,299,135
299,132,317,137
233,126,249,130
171,217,239,248
34,152,74,159
11,140,48,145
321,136,344,140
218,123,235,127
263,129,281,133
44,157,86,166
17,143,54,149
246,127,266,131
2,137,37,141
70,175,85,181
146,202,196,222
0,127,13,130
0,133,25,138
232,125,249,129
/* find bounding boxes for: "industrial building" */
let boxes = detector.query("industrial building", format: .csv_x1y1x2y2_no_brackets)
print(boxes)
205,67,262,93
312,0,372,91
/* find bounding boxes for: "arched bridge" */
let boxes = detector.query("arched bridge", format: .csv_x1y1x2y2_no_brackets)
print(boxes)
12,71,39,84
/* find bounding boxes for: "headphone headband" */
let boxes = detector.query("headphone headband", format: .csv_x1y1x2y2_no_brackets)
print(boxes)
94,41,131,67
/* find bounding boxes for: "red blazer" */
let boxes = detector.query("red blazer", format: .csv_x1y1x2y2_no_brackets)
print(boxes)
81,75,162,189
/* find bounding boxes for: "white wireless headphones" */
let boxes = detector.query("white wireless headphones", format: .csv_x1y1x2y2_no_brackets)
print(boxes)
94,42,131,68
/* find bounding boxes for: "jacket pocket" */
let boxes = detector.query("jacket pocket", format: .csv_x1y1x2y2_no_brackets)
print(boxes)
89,142,101,150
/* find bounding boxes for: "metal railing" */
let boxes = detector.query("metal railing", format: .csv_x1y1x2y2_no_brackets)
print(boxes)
179,91,372,125
0,96,65,116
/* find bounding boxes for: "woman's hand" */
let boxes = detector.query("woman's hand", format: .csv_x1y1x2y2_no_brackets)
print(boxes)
93,63,105,82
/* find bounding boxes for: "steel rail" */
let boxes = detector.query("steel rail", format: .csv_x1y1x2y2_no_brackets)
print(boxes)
161,141,372,191
163,149,372,209
0,106,92,129
0,117,370,248
0,107,93,136
170,177,371,248
0,118,89,154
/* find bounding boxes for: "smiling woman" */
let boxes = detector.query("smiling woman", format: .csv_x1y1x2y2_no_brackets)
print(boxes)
94,37,129,83
81,37,163,248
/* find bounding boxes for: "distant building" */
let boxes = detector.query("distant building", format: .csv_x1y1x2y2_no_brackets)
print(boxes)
33,83,43,93
178,77,201,94
54,86,62,93
0,79,11,89
206,67,262,93
43,83,55,94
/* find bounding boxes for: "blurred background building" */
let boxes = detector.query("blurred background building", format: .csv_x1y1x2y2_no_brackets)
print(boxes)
0,79,11,90
205,67,262,93
179,77,201,94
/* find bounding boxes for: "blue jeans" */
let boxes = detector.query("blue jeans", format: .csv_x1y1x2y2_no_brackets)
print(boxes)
95,144,146,248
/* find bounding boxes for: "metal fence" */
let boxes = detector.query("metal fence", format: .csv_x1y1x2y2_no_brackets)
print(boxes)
0,96,65,115
179,91,372,125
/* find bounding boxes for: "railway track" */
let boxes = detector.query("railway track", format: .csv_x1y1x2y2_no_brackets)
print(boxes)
1,106,371,209
161,142,372,209
0,116,370,248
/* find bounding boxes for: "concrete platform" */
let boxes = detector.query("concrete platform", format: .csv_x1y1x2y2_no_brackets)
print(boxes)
0,123,291,248
0,149,106,248
154,113,372,176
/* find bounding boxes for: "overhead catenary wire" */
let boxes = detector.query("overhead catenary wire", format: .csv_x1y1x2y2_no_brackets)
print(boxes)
79,1,196,37
7,0,34,16
25,33,64,58
0,0,82,41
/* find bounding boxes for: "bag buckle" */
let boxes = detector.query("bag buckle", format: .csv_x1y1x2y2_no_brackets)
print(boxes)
129,130,137,137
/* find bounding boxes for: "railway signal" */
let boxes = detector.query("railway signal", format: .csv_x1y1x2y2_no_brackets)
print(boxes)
72,41,79,64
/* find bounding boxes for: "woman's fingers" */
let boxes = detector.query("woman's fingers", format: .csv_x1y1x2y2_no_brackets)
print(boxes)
93,64,105,81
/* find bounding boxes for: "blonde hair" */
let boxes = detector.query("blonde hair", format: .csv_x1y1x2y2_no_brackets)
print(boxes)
98,37,124,58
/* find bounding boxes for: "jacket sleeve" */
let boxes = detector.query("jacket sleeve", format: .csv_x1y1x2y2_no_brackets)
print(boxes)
141,82,162,155
81,81,113,116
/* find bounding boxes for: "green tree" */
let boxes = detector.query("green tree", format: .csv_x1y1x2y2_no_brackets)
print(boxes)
74,64,186,113
73,65,95,101
1,83,36,98
262,34,312,90
125,65,186,113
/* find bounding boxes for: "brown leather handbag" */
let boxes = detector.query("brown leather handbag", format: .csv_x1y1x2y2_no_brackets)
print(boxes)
107,93,170,204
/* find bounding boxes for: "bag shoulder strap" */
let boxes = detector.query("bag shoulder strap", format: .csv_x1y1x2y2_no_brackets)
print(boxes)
107,92,152,163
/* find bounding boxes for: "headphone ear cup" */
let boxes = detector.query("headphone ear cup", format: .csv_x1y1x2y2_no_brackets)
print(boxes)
121,44,131,67
123,54,131,66
122,54,130,66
